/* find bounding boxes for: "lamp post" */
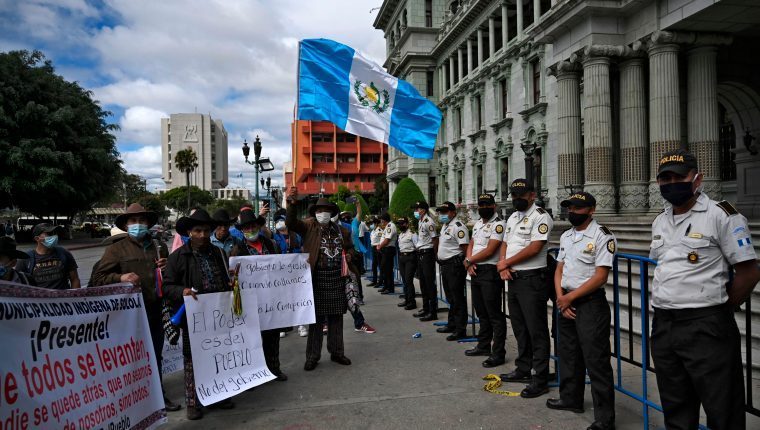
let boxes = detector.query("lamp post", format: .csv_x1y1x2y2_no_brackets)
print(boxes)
260,175,272,228
316,171,326,197
242,136,262,212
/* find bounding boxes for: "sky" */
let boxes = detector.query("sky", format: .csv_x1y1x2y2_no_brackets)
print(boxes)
0,0,387,192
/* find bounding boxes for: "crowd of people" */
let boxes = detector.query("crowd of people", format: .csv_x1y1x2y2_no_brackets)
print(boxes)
0,149,758,428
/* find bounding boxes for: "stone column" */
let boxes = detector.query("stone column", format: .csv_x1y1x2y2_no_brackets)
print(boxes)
648,43,681,209
583,56,616,212
501,3,509,47
556,62,583,204
688,46,721,198
619,58,650,213
516,0,523,37
440,65,445,94
534,0,541,21
449,55,456,88
457,48,464,82
467,38,473,75
489,17,496,56
477,28,484,66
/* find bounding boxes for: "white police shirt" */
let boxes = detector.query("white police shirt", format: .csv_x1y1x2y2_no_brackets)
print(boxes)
557,220,616,291
471,214,506,265
382,222,398,248
650,193,757,309
438,217,469,260
504,203,553,270
398,230,416,253
416,213,438,250
370,226,384,246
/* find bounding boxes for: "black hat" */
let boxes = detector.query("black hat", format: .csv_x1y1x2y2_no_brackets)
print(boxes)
477,193,495,205
238,210,266,227
657,149,699,178
411,201,430,210
32,223,57,237
211,209,237,224
397,217,409,224
309,198,339,217
380,212,391,222
114,203,158,231
435,201,457,213
560,192,597,208
510,179,535,194
175,209,218,236
0,237,28,260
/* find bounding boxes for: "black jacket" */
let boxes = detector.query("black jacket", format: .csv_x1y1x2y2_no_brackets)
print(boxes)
163,243,231,315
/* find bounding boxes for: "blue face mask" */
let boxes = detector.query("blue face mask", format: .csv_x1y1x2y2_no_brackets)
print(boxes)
438,214,450,224
413,212,421,220
0,265,7,279
127,224,150,240
42,235,58,248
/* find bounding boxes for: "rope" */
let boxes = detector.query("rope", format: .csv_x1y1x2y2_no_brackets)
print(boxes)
482,374,522,397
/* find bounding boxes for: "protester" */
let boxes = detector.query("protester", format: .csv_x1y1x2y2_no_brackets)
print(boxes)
210,209,243,256
396,217,417,309
348,206,369,304
163,209,234,420
286,188,354,370
17,223,80,289
0,236,31,285
272,213,308,337
376,213,398,295
91,203,181,412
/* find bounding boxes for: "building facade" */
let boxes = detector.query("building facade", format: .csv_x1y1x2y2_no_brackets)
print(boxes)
161,113,229,192
290,120,388,196
375,0,760,218
212,188,251,201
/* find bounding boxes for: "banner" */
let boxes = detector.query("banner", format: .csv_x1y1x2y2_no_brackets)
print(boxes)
229,253,316,330
0,282,165,430
161,339,183,376
184,290,275,406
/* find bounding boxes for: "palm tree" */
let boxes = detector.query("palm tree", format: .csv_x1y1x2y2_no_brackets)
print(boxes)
174,147,199,214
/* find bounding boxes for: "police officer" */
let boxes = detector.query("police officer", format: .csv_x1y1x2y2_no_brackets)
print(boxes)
434,201,469,329
376,213,398,294
497,179,552,398
396,217,418,309
546,192,615,430
369,218,384,288
649,149,760,430
413,201,439,318
464,193,507,365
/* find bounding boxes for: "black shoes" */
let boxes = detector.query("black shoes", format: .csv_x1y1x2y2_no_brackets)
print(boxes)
419,314,438,321
436,326,455,333
367,282,377,287
587,421,615,430
404,303,417,310
520,384,549,398
186,406,202,420
330,355,352,365
546,398,584,413
464,347,491,357
398,294,405,300
482,357,505,368
380,289,394,295
164,396,182,412
397,301,408,307
304,361,318,371
500,369,532,383
446,333,467,341
274,372,288,382
412,310,428,317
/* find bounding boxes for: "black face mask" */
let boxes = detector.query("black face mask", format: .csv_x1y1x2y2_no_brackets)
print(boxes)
399,224,408,232
512,198,530,212
478,208,495,220
660,181,695,207
568,212,590,227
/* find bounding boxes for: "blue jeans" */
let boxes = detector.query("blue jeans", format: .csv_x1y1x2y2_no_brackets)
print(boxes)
320,309,364,329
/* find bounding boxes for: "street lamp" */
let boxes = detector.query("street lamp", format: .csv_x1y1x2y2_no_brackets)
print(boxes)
260,176,273,228
242,136,274,212
520,141,545,208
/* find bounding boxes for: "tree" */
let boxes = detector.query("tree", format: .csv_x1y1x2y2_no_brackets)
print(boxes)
0,50,122,217
388,178,425,220
174,147,199,214
206,196,250,217
160,186,213,212
137,193,169,219
369,176,389,214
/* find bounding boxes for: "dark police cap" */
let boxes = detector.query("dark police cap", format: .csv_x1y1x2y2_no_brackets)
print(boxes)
560,192,597,208
411,201,430,210
435,201,457,213
510,179,535,194
477,193,495,205
657,149,698,178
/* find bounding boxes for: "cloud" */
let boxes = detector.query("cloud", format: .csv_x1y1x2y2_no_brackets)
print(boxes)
121,145,162,178
118,106,168,146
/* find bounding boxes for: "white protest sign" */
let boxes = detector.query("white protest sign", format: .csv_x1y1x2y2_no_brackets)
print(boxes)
229,253,316,330
161,338,183,375
0,282,166,430
184,289,275,406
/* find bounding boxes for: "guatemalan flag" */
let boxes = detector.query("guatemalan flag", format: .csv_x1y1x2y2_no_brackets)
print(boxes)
297,38,442,159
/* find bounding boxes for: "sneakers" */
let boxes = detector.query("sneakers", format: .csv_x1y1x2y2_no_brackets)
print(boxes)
354,323,376,334
279,331,286,338
322,323,328,334
298,325,308,337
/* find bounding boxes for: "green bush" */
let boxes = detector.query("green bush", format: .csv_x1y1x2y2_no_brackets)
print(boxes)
388,178,425,221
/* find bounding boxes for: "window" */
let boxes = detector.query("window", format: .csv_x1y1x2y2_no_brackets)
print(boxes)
426,71,434,97
523,0,534,28
361,154,380,163
474,95,483,130
211,123,215,132
456,170,463,203
312,133,333,142
476,164,483,196
168,134,171,142
168,172,171,180
532,59,541,105
336,133,355,142
211,134,215,143
167,124,171,133
425,0,433,27
500,158,510,200
500,78,509,118
455,107,462,138
314,153,333,163
167,144,171,152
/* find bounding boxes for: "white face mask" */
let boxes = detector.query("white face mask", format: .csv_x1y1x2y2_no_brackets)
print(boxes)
331,214,340,223
316,213,331,225
275,220,286,231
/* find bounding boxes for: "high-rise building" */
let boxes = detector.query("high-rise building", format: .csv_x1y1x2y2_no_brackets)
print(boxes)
161,113,229,191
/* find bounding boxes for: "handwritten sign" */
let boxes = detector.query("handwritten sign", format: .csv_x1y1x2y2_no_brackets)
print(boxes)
229,253,316,330
161,338,183,375
184,290,275,406
0,281,166,430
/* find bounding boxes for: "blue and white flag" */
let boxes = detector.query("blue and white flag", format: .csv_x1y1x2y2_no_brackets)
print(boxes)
297,38,441,159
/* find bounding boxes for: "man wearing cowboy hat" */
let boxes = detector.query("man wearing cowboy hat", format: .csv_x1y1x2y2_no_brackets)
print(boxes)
91,203,181,412
0,236,32,285
210,209,244,256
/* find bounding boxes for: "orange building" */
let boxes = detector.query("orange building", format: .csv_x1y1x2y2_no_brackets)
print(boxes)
289,120,387,196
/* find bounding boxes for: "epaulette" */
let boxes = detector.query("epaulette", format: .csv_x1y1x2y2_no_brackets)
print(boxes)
494,216,502,221
716,200,738,216
536,207,546,214
455,221,463,227
599,225,612,236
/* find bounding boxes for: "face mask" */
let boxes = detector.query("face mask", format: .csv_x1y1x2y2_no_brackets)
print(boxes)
399,224,408,232
316,213,331,225
568,212,590,227
275,221,286,231
244,230,260,241
660,178,696,207
127,224,150,240
331,214,340,223
42,235,58,248
439,214,450,224
413,212,421,220
512,198,529,212
478,208,494,220
0,265,7,279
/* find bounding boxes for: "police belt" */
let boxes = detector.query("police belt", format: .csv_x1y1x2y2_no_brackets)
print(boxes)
416,248,435,255
561,288,605,305
511,268,545,279
653,303,728,321
399,250,417,256
438,254,463,265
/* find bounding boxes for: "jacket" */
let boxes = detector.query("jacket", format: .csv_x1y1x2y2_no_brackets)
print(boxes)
162,243,231,311
286,204,357,271
91,237,167,305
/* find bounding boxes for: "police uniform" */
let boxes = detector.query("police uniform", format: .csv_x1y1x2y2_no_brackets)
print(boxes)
370,224,384,286
378,220,398,293
554,203,616,427
649,151,756,429
503,192,553,388
415,202,439,316
397,219,418,308
436,204,470,328
468,195,507,359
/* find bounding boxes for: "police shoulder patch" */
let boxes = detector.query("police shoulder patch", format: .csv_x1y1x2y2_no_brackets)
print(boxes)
606,239,616,254
536,207,546,214
428,225,434,231
599,226,612,236
537,223,549,234
457,230,465,239
455,221,463,227
716,200,738,216
495,224,504,234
